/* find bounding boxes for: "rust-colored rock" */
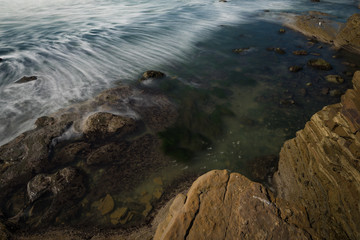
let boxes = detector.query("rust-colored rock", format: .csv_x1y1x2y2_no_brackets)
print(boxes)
273,71,360,240
154,170,312,240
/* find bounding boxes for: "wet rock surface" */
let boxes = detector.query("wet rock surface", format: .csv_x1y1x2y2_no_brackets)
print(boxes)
139,70,165,81
284,12,360,54
307,58,332,70
0,78,178,232
15,76,38,84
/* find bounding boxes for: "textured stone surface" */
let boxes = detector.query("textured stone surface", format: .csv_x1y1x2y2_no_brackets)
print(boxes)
0,82,177,231
335,14,360,54
273,71,360,240
283,12,360,54
154,170,312,240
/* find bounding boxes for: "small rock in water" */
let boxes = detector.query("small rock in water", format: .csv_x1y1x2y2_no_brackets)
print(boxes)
329,89,342,97
310,52,321,56
140,70,165,81
274,48,286,54
292,50,308,56
279,29,286,33
219,0,227,2
289,65,303,72
98,194,115,215
0,58,3,62
321,87,330,95
280,98,295,105
232,47,250,54
311,0,320,2
325,75,344,84
299,88,307,96
15,76,38,84
307,58,332,70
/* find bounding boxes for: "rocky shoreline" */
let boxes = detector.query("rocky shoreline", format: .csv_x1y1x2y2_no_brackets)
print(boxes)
1,11,360,240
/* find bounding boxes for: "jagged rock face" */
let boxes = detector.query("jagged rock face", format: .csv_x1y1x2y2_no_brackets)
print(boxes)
154,170,312,240
273,71,360,240
283,13,360,54
336,14,360,54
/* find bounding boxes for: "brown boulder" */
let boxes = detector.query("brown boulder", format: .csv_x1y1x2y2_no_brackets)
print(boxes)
82,112,136,140
307,58,332,70
292,50,308,55
335,14,360,54
325,75,344,84
140,70,165,81
154,170,311,240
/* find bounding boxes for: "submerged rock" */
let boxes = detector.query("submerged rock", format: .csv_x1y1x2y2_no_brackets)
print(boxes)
292,50,308,56
15,76,37,84
279,28,286,33
140,70,165,81
275,47,286,54
97,194,115,215
329,89,342,97
289,65,303,72
232,47,249,53
307,58,332,70
27,167,85,203
0,80,177,230
325,75,344,84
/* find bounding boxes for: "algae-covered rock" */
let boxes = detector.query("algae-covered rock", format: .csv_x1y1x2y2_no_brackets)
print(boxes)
110,207,128,225
140,70,165,81
292,50,308,56
325,75,344,84
307,58,332,70
289,65,303,72
82,112,136,140
232,47,250,54
98,194,115,215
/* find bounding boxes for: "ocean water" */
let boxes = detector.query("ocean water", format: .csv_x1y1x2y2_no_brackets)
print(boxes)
0,0,296,145
1,0,360,229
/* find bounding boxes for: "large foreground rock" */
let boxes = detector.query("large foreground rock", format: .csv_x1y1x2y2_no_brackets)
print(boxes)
154,170,312,240
274,71,360,239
